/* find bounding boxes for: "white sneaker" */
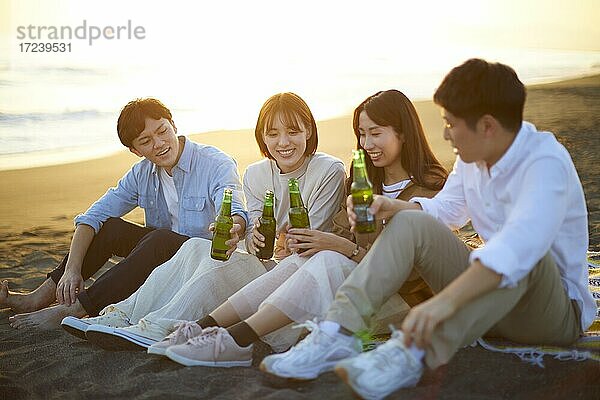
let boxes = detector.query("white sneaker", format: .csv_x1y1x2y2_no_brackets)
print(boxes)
165,326,253,367
148,321,204,356
86,320,161,351
259,320,361,380
334,329,423,399
61,309,131,340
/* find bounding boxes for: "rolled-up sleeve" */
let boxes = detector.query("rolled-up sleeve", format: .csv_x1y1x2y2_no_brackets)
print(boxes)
210,158,249,227
74,167,140,233
469,157,569,287
411,159,470,230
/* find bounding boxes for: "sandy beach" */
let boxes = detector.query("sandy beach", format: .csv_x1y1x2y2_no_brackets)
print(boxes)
1,76,599,399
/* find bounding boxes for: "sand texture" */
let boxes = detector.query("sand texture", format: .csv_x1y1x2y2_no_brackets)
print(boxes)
1,76,599,399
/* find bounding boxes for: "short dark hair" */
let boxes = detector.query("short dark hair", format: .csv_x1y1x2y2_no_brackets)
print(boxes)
117,98,174,147
433,58,526,133
254,92,318,159
351,90,447,194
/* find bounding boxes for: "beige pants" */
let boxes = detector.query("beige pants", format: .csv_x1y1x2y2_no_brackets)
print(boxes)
326,210,582,369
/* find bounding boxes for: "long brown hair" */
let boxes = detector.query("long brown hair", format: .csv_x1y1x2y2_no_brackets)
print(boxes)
348,90,447,194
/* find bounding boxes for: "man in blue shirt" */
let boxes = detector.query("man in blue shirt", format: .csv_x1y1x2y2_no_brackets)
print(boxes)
4,98,248,329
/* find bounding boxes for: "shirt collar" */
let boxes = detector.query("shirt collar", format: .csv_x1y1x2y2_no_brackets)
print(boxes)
488,121,534,177
151,136,190,174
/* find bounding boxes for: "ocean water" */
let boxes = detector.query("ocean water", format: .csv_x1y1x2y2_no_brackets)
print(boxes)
1,47,599,170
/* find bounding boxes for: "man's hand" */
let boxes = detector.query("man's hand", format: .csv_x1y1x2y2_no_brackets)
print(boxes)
58,223,94,305
209,222,243,258
400,296,456,349
56,270,84,306
401,260,502,349
347,194,415,231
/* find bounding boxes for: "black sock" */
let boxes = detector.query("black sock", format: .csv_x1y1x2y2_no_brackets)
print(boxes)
197,314,219,328
227,321,258,347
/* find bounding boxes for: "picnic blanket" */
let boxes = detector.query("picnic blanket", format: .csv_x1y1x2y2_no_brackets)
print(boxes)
477,251,600,367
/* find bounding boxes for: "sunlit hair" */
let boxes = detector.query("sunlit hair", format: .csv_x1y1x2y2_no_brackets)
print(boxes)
254,92,318,159
349,90,447,194
117,98,175,148
434,58,525,132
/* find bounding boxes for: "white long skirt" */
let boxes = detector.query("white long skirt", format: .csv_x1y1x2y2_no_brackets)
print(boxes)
100,238,267,335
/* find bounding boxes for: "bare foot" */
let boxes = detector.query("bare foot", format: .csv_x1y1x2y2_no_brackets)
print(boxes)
8,300,86,330
0,278,56,313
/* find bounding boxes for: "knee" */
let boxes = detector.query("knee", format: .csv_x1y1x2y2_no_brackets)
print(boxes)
301,250,350,272
98,217,125,234
386,210,438,235
312,250,349,263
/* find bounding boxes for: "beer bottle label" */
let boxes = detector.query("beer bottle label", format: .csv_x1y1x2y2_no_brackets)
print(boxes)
354,204,374,224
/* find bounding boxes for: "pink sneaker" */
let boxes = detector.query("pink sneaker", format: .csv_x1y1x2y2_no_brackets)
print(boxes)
147,321,204,356
165,326,252,367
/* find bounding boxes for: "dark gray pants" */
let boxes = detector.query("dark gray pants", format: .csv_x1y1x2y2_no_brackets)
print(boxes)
48,218,189,315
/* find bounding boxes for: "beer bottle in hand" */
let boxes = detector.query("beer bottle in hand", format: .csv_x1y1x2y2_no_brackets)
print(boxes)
351,149,376,233
256,190,276,260
211,188,234,261
288,178,310,229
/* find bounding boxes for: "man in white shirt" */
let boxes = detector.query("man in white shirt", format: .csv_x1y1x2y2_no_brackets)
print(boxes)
259,58,595,399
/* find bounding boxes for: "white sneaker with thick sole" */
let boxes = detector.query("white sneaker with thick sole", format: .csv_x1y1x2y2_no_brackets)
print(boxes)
259,320,361,380
61,309,131,340
148,321,204,356
334,329,424,399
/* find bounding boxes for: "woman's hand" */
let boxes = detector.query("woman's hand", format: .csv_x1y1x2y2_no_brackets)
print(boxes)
56,270,84,306
273,223,292,261
286,228,351,257
245,218,265,255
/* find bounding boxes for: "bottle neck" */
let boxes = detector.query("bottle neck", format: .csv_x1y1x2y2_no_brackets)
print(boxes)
353,162,369,184
220,191,232,217
289,191,304,208
220,201,231,217
262,202,274,218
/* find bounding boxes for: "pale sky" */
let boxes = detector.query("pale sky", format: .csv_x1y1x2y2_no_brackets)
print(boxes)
0,0,599,168
2,0,599,65
1,0,599,127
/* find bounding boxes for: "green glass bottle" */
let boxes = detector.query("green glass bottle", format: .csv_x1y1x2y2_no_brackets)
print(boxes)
211,188,234,261
256,190,276,260
351,149,376,233
288,178,310,229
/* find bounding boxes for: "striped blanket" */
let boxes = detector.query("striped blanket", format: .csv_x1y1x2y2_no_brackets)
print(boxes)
477,252,600,366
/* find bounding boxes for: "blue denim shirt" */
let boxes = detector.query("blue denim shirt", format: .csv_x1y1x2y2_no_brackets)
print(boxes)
75,136,248,239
